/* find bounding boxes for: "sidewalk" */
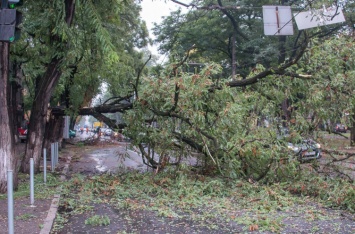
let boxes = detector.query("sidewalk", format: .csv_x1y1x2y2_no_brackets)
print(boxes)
0,143,73,234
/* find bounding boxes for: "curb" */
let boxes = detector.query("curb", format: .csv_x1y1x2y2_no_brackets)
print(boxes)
40,151,72,234
39,194,60,234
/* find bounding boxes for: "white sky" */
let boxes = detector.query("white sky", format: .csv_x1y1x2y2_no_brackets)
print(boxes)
140,0,190,61
140,0,183,32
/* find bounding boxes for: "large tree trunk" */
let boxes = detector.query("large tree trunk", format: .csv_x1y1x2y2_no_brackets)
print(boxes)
43,113,64,154
0,42,18,193
20,0,75,173
21,59,62,173
350,113,355,146
10,61,24,143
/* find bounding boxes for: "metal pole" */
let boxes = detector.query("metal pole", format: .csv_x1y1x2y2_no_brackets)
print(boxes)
54,142,57,166
56,142,58,165
30,158,34,206
43,148,47,183
7,170,14,234
54,142,56,166
57,142,59,164
51,143,54,172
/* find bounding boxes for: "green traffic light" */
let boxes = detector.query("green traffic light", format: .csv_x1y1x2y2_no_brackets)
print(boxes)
9,4,15,9
9,37,15,42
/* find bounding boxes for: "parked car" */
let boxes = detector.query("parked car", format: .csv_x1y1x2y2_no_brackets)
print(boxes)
333,123,347,133
18,127,27,143
278,127,321,162
287,139,322,162
95,127,105,135
69,129,76,138
104,129,113,136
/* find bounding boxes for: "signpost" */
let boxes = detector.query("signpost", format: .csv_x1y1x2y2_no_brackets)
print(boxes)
263,5,346,35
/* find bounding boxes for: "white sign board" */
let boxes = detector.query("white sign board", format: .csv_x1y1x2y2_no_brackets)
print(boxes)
294,8,346,30
263,6,294,35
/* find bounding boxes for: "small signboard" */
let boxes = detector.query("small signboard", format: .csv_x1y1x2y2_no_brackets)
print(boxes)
263,6,294,36
63,116,70,139
294,7,346,30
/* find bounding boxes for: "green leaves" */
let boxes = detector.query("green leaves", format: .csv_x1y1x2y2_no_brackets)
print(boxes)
85,215,110,226
123,61,303,180
12,0,150,117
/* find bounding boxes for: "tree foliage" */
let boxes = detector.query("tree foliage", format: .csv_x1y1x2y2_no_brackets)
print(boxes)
2,0,353,186
7,0,150,174
153,0,352,77
120,0,355,181
296,35,355,130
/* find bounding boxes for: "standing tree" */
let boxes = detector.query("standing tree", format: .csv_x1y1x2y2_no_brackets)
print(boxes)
17,0,149,173
19,0,76,173
0,41,18,193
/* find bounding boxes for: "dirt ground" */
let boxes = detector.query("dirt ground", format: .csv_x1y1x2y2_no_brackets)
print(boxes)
1,138,355,234
0,198,52,234
0,143,52,234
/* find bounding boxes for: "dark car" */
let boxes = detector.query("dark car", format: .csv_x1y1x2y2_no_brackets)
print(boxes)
334,124,347,133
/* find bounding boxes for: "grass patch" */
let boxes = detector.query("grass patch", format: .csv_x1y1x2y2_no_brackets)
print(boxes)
15,213,37,221
85,215,110,226
0,172,60,200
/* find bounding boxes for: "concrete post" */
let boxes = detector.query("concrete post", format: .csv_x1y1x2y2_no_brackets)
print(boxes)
43,148,47,183
30,158,34,206
7,170,14,234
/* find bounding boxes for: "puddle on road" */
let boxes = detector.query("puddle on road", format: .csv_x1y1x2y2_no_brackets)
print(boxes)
92,157,108,172
87,147,146,173
84,145,203,174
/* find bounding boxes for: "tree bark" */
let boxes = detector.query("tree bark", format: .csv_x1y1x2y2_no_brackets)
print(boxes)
21,58,62,173
21,0,75,173
43,113,64,156
0,42,18,193
350,113,355,146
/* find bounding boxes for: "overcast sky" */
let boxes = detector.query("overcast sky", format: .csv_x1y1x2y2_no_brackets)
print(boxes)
140,1,183,32
140,0,190,60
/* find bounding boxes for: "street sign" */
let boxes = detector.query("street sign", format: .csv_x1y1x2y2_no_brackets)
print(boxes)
294,7,346,30
263,6,294,36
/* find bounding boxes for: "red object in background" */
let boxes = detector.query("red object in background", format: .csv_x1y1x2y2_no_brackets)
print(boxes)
18,127,28,142
18,127,27,135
